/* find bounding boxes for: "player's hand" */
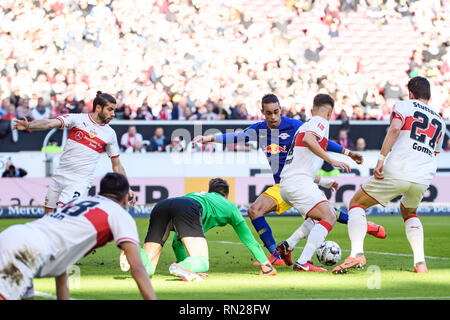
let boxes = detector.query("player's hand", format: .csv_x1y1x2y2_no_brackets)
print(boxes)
128,189,136,206
259,261,277,276
192,135,214,146
348,151,363,164
330,160,351,173
318,177,339,192
374,160,384,180
14,118,29,131
329,181,339,192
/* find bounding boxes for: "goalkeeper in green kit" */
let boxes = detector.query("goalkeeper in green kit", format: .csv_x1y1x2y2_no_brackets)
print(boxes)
119,178,277,281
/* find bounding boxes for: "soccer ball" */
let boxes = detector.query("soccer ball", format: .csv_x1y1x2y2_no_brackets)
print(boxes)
316,241,342,266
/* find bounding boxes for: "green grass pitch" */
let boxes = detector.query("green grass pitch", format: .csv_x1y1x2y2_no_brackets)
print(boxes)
1,216,449,300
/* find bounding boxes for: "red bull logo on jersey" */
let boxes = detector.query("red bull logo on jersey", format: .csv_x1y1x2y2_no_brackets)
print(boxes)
265,143,287,155
279,133,290,140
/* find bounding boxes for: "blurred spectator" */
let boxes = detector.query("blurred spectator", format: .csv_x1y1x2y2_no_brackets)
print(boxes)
16,98,33,121
31,98,51,120
382,79,404,106
148,127,167,152
336,127,353,150
355,137,367,151
213,99,230,120
158,103,172,120
121,107,133,120
120,125,145,153
135,104,155,121
166,136,184,152
0,0,447,122
0,99,10,117
2,160,27,178
1,104,17,120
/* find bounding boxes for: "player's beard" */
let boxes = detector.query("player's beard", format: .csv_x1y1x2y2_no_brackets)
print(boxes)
98,110,111,124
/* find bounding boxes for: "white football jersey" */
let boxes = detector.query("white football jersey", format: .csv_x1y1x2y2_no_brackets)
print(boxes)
280,116,329,180
55,113,120,184
26,195,139,278
384,99,445,185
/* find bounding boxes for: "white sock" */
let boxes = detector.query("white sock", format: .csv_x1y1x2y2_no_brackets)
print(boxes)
297,223,329,264
404,216,425,265
286,218,316,250
348,206,367,257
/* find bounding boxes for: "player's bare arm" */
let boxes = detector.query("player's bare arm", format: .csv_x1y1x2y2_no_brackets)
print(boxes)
303,132,351,173
55,271,69,300
374,117,403,180
344,149,363,164
121,241,157,300
192,134,215,146
111,157,136,205
14,118,62,131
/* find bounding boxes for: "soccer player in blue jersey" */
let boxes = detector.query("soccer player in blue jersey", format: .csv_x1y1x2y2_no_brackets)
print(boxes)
192,94,386,265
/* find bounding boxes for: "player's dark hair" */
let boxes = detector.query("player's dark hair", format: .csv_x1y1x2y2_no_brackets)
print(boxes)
313,94,334,109
261,94,279,109
99,172,129,202
208,178,229,198
408,76,431,101
93,91,116,112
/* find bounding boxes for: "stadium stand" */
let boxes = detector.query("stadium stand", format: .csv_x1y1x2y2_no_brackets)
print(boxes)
0,0,449,122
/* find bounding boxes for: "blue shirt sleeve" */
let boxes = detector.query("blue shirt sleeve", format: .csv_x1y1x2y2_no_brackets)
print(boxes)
327,139,344,153
214,122,260,144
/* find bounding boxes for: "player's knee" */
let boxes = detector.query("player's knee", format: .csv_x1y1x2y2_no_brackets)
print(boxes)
324,211,336,226
247,204,264,220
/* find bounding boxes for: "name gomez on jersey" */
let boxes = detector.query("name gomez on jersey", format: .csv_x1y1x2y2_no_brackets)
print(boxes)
55,113,120,183
384,100,445,185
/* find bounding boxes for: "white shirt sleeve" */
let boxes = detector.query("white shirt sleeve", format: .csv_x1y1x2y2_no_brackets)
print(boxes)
57,113,78,129
109,209,140,247
106,130,120,158
307,117,328,141
391,101,408,125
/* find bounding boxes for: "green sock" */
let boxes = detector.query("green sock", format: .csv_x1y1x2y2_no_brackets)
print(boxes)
178,256,209,273
139,247,155,275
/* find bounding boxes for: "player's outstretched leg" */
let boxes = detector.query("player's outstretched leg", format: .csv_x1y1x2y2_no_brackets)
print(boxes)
276,218,316,265
333,188,379,274
293,203,336,272
248,195,285,265
335,207,386,239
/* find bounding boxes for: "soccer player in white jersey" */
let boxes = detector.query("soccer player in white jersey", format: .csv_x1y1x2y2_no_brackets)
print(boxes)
279,94,351,272
333,77,445,274
14,91,136,214
0,173,157,300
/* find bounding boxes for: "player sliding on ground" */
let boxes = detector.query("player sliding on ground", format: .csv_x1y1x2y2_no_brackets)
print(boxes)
13,91,136,214
192,94,386,266
119,178,277,281
0,173,156,300
277,94,350,272
332,76,445,274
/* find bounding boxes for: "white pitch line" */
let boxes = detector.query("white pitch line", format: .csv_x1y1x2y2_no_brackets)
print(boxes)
212,241,450,261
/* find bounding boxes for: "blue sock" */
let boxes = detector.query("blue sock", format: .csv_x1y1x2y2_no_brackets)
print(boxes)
251,216,278,256
335,207,349,224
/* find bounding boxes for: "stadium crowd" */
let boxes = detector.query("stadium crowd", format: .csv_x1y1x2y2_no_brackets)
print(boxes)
0,0,449,125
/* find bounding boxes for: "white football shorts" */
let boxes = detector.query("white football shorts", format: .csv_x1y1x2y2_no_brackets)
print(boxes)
280,175,328,218
0,225,49,300
45,174,91,209
362,176,429,208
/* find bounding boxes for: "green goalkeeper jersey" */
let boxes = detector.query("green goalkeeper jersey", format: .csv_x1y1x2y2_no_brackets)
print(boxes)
171,191,268,264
